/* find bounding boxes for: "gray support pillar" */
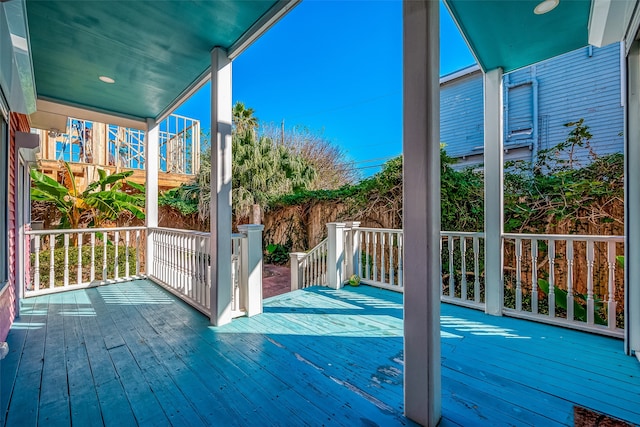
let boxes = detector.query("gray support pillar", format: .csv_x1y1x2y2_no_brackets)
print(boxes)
238,224,264,317
210,47,233,326
483,68,505,316
145,118,159,277
626,40,640,357
403,1,442,425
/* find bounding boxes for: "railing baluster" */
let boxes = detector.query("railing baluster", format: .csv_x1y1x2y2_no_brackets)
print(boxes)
389,232,395,286
586,240,595,325
34,236,41,291
135,230,141,276
473,236,480,303
439,235,444,297
49,234,55,289
63,234,70,287
607,240,617,330
448,235,455,297
90,233,95,282
103,231,108,280
125,231,130,278
515,238,522,311
398,233,403,289
373,232,378,283
380,232,386,284
548,239,556,318
461,237,467,301
77,232,83,285
114,231,120,279
365,232,371,280
566,240,574,321
531,238,538,314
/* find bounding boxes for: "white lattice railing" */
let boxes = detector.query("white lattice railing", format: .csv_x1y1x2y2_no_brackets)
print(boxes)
149,227,244,317
25,226,146,297
290,239,328,289
502,233,624,336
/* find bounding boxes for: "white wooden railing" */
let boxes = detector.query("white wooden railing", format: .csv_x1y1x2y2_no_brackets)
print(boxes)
502,233,624,336
290,239,328,289
352,227,404,292
149,227,244,317
440,232,485,309
25,226,146,297
292,223,625,336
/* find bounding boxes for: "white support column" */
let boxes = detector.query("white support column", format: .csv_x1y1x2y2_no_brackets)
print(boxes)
238,224,264,317
483,67,505,316
403,1,441,425
327,222,346,289
625,40,640,357
210,47,233,327
145,118,159,277
289,252,305,291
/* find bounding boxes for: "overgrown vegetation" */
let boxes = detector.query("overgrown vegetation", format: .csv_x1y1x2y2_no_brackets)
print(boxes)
31,162,145,235
161,102,355,224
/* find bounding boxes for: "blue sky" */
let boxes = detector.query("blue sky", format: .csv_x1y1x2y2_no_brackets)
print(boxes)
177,0,475,175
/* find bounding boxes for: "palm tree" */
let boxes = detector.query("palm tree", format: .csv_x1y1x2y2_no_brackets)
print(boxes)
232,101,258,137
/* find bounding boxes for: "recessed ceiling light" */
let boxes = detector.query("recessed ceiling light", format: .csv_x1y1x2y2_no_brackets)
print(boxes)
534,0,559,14
99,75,115,84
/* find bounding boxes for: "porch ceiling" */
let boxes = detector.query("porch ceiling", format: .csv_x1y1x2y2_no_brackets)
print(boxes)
25,0,292,123
444,0,592,73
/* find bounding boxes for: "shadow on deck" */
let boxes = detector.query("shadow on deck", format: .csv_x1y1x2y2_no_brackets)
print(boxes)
2,280,639,426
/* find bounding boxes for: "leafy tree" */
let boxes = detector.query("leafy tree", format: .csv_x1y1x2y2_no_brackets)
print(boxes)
261,123,356,190
30,162,145,234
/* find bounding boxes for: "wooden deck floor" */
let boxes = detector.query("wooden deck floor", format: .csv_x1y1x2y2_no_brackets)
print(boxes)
2,281,639,426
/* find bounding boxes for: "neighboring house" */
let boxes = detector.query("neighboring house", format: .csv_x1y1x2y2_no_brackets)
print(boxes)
440,42,624,168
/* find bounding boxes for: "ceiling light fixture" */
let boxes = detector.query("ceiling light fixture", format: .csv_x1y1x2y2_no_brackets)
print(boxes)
99,75,115,84
534,0,559,14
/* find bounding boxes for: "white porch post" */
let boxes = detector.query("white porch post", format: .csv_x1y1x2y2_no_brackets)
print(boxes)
210,47,233,326
626,40,640,357
238,224,264,317
403,1,441,425
483,68,505,316
289,252,305,291
327,222,346,289
145,118,159,277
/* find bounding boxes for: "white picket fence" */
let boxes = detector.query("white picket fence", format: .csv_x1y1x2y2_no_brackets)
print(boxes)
291,223,625,337
149,227,244,317
25,226,146,297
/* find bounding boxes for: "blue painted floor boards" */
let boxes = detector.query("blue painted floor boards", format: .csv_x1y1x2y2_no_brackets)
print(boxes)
1,280,638,426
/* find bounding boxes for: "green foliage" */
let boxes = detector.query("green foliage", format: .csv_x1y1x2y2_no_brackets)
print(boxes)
30,161,145,231
265,243,290,265
537,278,606,325
159,184,200,216
161,102,316,222
232,131,315,218
504,120,623,233
31,244,136,287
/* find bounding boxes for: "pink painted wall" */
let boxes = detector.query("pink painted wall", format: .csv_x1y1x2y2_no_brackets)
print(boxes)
0,113,29,341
